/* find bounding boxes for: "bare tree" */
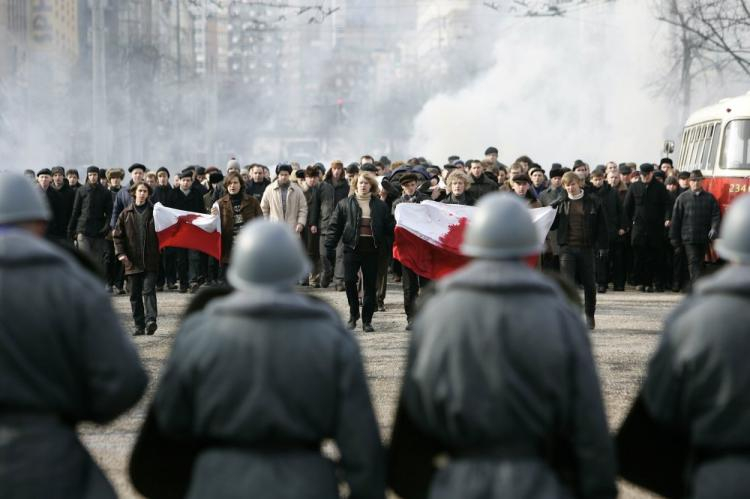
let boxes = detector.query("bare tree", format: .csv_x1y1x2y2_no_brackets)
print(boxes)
655,0,750,117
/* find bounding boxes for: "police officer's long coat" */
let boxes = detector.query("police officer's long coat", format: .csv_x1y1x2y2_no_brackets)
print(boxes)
0,229,148,498
640,264,750,498
392,260,617,499
144,289,385,499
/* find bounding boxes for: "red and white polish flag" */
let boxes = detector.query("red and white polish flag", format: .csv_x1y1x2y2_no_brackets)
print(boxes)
153,202,222,261
393,201,557,280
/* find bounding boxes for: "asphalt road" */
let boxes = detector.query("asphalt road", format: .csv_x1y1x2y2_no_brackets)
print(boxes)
80,278,680,498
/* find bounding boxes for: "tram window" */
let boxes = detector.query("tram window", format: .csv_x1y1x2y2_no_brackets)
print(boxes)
679,129,689,167
694,125,707,169
699,124,713,169
707,122,720,171
721,119,750,169
688,126,700,170
684,127,695,168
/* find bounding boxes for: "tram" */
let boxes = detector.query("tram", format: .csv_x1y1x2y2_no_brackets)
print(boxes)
676,91,750,212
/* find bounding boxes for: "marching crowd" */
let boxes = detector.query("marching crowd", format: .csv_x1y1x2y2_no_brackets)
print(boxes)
1,142,749,499
26,148,720,334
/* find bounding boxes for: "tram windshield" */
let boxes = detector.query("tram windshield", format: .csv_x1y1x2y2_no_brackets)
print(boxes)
721,119,750,169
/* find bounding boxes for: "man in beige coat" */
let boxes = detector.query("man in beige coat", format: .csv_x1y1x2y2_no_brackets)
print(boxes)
261,163,308,233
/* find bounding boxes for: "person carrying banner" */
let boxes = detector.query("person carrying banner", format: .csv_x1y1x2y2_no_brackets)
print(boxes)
113,181,161,336
391,173,430,330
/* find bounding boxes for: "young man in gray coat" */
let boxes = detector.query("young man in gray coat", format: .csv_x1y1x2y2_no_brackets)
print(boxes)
0,174,148,498
389,193,617,499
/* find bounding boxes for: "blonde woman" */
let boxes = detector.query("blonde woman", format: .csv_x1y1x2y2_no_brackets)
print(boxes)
325,173,392,332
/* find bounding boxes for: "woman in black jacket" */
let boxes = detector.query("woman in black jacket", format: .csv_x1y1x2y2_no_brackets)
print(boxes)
326,172,392,332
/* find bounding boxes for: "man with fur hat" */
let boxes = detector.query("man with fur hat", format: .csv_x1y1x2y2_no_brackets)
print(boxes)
68,166,114,272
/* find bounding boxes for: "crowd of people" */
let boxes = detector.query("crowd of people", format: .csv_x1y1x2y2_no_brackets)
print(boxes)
26,148,721,334
1,163,749,498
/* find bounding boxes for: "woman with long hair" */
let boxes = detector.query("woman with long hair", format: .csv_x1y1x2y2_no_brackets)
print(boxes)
211,172,262,278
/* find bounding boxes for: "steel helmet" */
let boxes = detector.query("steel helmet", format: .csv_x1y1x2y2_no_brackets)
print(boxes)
715,194,750,264
0,173,51,225
227,219,311,290
461,192,542,259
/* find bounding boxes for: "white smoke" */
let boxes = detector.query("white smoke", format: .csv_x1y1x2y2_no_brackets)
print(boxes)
408,0,677,168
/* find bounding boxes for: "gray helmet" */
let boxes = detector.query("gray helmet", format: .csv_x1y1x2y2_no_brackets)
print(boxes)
715,194,750,264
461,192,542,259
227,219,311,291
0,173,51,225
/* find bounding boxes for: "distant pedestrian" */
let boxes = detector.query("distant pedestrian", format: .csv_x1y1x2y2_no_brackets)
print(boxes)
67,165,114,274
669,170,721,286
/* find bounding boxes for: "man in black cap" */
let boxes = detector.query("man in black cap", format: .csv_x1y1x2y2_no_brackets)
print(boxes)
669,170,721,287
68,166,114,272
48,166,75,245
677,170,690,193
467,160,498,201
539,166,565,271
111,163,147,229
483,146,507,172
391,173,430,330
624,163,671,292
167,170,207,292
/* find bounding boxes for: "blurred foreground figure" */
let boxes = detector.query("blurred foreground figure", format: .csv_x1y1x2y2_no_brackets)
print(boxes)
130,219,384,499
0,174,148,498
388,193,617,499
617,194,750,499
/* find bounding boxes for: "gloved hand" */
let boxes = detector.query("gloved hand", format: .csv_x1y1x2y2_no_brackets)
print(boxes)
326,248,336,267
708,229,718,240
597,249,609,259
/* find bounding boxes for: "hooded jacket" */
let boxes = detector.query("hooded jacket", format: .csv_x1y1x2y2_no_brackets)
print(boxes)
390,260,617,499
639,265,750,498
0,229,148,498
138,290,385,499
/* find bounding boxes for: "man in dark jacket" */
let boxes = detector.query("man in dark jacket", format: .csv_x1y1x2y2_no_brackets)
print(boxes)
324,160,351,291
47,165,76,244
391,173,430,330
68,165,114,272
301,166,322,286
618,195,750,498
539,166,564,271
388,193,616,499
244,164,271,203
590,170,627,292
669,170,721,286
0,173,147,499
132,221,385,499
553,172,608,329
317,165,335,287
623,163,671,292
152,166,176,290
467,160,498,201
167,171,206,292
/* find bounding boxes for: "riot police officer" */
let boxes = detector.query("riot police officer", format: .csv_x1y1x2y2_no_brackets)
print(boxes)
131,220,385,499
618,194,750,498
0,174,148,498
388,193,617,499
